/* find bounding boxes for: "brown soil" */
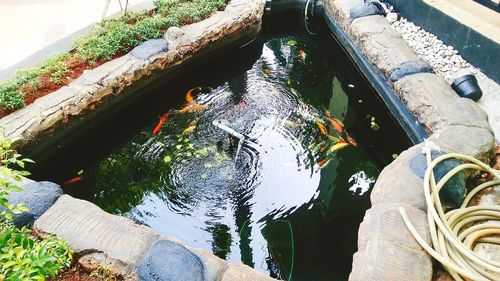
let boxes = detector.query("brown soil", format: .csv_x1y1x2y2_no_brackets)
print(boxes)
0,52,126,119
49,264,100,281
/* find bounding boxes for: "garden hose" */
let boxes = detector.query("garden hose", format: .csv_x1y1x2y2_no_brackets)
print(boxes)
399,151,500,281
304,0,318,35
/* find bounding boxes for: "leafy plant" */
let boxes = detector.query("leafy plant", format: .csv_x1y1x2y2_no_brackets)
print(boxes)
0,137,72,280
90,263,118,281
0,137,32,220
0,0,228,112
0,222,73,280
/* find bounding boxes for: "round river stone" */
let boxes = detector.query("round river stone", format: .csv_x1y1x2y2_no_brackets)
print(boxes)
3,181,63,227
139,239,205,281
409,150,465,210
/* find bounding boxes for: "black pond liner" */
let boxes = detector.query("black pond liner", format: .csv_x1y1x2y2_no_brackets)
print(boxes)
451,74,483,101
26,5,422,281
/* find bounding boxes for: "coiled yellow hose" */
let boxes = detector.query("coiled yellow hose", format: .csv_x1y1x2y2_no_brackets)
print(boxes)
399,151,500,281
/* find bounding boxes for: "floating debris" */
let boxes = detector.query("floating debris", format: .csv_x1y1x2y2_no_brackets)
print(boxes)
163,155,172,163
298,50,307,62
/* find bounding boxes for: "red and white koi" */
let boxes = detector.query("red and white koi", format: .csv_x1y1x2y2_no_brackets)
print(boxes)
298,50,307,62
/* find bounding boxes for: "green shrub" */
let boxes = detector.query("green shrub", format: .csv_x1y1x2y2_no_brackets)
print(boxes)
0,222,73,280
0,137,72,280
0,137,32,220
0,0,228,111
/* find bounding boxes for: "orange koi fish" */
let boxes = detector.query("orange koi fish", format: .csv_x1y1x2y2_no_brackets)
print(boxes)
328,117,344,133
177,104,207,114
346,132,358,147
318,159,331,169
63,176,82,186
315,119,328,135
152,113,170,135
186,87,201,104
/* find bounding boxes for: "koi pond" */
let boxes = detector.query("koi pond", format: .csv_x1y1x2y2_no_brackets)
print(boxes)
31,15,410,281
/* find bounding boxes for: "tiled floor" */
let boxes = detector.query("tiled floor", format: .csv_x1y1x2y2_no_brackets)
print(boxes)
423,0,500,43
0,0,151,72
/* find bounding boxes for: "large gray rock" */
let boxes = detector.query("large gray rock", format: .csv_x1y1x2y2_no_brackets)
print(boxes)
370,145,427,210
349,15,422,78
139,239,204,281
130,39,168,61
324,0,366,30
3,181,62,227
410,150,466,210
357,203,430,252
34,195,159,271
187,246,228,281
394,73,491,134
352,203,432,281
349,2,385,19
349,235,432,281
164,27,190,49
429,125,495,163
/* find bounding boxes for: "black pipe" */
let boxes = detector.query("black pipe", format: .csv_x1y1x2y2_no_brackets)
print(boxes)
321,10,427,144
268,0,428,144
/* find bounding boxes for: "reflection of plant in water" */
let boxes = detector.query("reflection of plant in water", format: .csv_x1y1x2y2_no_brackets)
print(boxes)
239,219,295,281
209,223,232,259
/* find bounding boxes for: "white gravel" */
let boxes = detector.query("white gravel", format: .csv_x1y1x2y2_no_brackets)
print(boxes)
377,1,500,143
379,3,475,83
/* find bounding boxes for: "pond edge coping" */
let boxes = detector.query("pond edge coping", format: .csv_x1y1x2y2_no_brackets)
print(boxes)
1,0,496,280
2,0,279,280
320,0,495,281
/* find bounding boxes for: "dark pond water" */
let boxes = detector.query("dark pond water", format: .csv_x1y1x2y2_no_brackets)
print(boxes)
31,15,410,281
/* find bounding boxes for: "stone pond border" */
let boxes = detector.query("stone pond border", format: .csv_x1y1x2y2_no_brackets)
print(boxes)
0,0,497,280
320,1,496,280
2,0,279,280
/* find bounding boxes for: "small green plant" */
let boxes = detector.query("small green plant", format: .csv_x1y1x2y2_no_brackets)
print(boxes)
90,263,118,281
42,54,70,85
0,222,73,280
0,137,72,280
0,137,32,220
0,0,228,112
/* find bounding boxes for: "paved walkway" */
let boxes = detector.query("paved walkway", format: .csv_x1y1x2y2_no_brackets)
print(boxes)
423,0,500,44
0,0,151,75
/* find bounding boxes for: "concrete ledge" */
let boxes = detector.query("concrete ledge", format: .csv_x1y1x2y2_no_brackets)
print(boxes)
33,194,278,281
34,195,159,278
322,0,496,280
0,0,266,151
349,15,425,79
393,73,491,134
